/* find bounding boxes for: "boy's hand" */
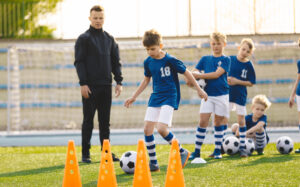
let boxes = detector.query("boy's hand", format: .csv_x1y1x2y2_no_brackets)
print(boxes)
288,97,295,108
124,97,136,108
228,77,238,86
197,89,208,101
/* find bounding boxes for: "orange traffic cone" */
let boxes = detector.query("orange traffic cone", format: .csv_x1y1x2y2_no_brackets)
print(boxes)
133,139,153,187
165,139,185,187
62,140,82,187
97,139,118,187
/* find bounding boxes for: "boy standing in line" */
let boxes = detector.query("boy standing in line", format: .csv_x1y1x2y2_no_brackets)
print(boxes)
187,32,230,163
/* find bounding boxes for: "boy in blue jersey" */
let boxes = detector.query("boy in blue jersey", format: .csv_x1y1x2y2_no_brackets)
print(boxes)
222,38,256,157
231,94,271,155
288,37,300,153
124,29,208,171
187,32,230,162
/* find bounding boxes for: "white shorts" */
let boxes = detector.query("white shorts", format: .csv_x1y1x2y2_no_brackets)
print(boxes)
144,105,174,127
200,95,229,118
296,95,300,111
230,102,247,116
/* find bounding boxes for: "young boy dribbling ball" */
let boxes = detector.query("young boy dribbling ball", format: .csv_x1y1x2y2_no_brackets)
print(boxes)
288,37,300,154
124,29,208,171
231,94,271,155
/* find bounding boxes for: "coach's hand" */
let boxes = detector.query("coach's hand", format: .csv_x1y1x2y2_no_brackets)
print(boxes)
115,84,122,97
81,85,91,99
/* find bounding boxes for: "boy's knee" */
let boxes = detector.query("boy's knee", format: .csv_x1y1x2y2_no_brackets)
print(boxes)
231,123,239,131
257,127,264,133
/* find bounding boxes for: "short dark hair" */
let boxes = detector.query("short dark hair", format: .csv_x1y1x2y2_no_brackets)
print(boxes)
90,5,104,13
142,29,162,47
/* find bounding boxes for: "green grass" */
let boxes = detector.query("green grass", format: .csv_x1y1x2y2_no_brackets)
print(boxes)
0,143,300,187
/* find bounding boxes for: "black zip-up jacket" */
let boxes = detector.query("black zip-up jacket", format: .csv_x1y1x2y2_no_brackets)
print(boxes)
74,26,123,86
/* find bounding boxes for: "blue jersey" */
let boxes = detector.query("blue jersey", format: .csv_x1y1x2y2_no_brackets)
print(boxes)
245,114,269,143
296,60,300,96
144,53,186,110
229,56,256,106
195,55,230,96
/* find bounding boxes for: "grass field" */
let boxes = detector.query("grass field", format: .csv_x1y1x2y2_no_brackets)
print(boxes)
0,143,300,187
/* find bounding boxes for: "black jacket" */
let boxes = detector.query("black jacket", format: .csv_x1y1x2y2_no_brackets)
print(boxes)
74,26,123,86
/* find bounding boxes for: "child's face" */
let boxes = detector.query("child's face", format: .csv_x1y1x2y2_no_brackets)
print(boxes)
89,10,104,29
210,39,225,56
237,43,252,60
252,103,266,119
145,44,162,59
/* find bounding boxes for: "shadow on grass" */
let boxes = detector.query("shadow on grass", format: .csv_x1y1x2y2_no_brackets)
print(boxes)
238,154,300,167
0,161,99,178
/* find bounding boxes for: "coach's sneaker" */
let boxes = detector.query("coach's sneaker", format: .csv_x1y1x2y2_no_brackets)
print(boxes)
82,156,91,163
180,149,190,168
149,163,160,172
240,149,248,157
189,151,200,160
295,148,300,153
256,148,264,155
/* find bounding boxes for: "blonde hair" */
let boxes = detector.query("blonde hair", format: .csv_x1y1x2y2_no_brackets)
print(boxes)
240,38,255,51
142,29,162,47
210,32,227,43
252,94,272,110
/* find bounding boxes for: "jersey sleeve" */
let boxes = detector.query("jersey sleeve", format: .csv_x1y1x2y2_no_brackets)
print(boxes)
258,115,267,125
297,60,300,74
247,62,256,84
195,56,205,71
144,59,151,77
169,56,186,74
220,56,230,73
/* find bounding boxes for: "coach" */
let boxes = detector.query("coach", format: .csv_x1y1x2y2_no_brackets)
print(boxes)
74,5,123,163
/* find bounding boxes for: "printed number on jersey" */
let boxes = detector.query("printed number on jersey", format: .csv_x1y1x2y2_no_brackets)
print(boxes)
160,66,171,77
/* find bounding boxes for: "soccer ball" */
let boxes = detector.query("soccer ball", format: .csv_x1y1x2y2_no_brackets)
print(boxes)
244,138,255,156
276,136,294,154
222,136,240,155
119,151,137,174
197,78,206,89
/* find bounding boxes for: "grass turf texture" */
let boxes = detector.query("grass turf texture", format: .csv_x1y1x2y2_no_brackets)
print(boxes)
0,143,299,186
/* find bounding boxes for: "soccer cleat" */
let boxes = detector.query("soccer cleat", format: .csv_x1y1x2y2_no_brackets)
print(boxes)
189,151,200,160
295,148,300,153
256,148,264,155
214,154,222,159
149,163,160,172
82,156,91,163
191,157,207,164
240,149,248,157
112,153,120,162
180,149,190,168
208,149,222,159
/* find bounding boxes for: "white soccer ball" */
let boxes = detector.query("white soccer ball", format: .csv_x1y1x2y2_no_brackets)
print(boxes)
197,79,206,89
119,151,137,174
276,136,294,154
245,138,255,156
222,136,240,155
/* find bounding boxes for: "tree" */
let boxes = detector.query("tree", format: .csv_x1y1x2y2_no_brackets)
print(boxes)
0,0,62,39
